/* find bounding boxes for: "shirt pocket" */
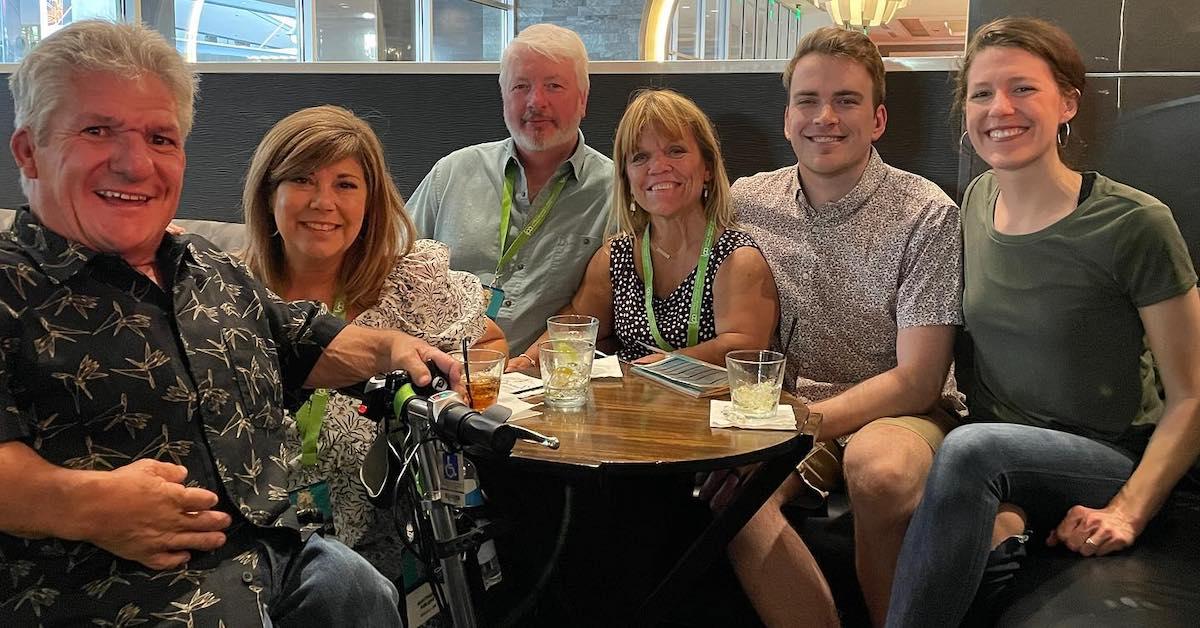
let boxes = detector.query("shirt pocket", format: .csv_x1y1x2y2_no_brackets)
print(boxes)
226,345,285,432
551,232,603,278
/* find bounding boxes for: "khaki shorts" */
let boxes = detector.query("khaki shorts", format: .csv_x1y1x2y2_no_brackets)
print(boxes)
797,401,962,495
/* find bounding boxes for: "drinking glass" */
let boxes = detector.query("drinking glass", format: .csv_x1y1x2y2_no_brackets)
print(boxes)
451,348,505,410
538,339,594,408
546,315,599,346
725,350,787,420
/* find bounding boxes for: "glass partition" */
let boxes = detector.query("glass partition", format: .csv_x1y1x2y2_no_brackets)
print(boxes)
0,0,968,64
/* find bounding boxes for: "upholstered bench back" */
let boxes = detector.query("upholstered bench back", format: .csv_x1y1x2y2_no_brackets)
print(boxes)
0,208,246,253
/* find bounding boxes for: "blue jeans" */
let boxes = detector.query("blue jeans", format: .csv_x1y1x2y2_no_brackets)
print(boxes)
885,422,1135,628
264,533,402,627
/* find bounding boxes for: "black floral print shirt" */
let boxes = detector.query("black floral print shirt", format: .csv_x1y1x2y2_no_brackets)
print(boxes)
0,208,345,626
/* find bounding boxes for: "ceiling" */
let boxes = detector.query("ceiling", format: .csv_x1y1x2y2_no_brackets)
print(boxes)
867,0,970,57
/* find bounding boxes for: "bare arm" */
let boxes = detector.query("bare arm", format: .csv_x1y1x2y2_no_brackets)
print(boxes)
810,325,956,440
0,441,231,570
305,325,462,390
472,317,509,356
1050,288,1200,554
667,247,778,366
507,242,614,370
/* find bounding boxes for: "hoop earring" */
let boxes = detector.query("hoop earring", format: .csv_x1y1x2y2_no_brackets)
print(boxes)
959,131,973,154
1057,122,1071,148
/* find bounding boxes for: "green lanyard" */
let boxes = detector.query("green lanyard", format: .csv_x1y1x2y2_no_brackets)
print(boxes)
496,162,569,277
296,298,346,466
641,216,718,351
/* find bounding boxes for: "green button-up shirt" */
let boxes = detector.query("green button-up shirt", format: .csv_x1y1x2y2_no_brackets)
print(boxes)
408,132,613,354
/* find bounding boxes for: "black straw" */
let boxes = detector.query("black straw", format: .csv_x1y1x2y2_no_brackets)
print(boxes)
461,338,474,407
782,315,799,357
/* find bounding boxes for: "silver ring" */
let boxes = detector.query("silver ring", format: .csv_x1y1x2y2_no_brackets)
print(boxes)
1085,537,1097,546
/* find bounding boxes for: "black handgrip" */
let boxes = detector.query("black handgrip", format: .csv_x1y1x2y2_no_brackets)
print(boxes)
435,404,517,456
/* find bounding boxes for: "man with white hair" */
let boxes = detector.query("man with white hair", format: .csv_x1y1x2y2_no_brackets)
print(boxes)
0,20,459,627
409,23,612,356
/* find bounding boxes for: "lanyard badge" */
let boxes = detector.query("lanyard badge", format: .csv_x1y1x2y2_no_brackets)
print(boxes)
642,216,718,351
485,284,505,318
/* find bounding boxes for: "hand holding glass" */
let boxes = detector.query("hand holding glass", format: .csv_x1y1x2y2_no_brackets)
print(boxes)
451,348,505,410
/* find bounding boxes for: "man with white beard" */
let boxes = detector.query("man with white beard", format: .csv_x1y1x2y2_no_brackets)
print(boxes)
409,23,612,355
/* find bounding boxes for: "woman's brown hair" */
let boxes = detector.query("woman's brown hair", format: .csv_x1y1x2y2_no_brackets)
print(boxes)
955,16,1086,116
242,105,416,312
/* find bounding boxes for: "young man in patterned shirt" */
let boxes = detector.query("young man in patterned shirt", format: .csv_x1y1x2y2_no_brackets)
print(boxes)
727,27,964,627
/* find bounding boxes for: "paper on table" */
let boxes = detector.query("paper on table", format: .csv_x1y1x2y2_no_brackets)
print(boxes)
709,399,796,430
501,372,544,399
590,355,623,379
498,396,540,421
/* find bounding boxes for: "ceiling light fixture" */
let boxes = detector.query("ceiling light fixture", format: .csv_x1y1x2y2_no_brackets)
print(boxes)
802,0,909,30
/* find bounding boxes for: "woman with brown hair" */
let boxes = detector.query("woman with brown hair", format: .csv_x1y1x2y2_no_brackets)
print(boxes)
886,17,1200,627
242,105,505,577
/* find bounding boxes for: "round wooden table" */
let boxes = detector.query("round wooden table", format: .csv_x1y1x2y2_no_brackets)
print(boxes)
492,366,816,626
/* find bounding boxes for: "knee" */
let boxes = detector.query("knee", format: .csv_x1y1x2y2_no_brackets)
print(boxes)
936,423,1010,472
313,538,398,610
843,449,925,516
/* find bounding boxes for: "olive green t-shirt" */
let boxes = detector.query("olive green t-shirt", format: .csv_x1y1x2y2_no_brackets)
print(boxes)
962,171,1197,455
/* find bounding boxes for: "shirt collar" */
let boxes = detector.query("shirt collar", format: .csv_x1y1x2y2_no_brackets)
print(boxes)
8,205,195,285
792,147,888,223
502,129,588,182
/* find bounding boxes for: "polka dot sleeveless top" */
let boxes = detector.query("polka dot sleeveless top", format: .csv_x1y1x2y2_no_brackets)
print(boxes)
610,228,760,361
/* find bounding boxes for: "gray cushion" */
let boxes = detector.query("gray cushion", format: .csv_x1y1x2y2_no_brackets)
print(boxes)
0,208,246,253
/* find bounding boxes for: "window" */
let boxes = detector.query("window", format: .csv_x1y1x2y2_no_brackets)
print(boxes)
671,1,697,60
314,0,379,61
431,0,509,61
726,0,742,59
2,0,968,64
142,0,299,62
1,0,122,62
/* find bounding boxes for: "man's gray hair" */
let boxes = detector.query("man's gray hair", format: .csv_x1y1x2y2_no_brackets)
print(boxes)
498,23,590,95
10,20,198,144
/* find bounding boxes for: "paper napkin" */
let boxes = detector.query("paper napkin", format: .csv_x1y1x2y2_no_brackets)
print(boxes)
590,355,624,379
709,399,796,430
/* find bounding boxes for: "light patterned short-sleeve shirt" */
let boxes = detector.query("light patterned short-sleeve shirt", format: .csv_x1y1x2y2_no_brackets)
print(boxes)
732,149,963,404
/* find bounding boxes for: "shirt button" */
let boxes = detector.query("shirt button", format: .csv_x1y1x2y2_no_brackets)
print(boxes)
241,571,254,584
802,272,812,280
583,238,591,245
517,263,525,271
504,300,513,307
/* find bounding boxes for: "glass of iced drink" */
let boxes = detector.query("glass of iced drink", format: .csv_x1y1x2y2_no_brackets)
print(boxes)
725,350,787,421
538,339,594,409
451,348,505,410
546,315,599,346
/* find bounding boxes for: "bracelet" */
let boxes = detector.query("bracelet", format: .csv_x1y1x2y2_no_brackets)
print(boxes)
518,352,537,366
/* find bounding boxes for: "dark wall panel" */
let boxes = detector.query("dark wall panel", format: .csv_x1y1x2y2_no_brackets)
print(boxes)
965,0,1200,267
0,70,958,222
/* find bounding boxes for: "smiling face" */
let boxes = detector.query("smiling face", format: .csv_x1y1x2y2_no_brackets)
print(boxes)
784,53,886,184
11,71,185,264
501,49,587,155
626,125,711,220
964,46,1078,173
272,156,368,271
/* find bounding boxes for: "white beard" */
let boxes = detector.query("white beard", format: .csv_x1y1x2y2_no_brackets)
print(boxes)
506,118,581,155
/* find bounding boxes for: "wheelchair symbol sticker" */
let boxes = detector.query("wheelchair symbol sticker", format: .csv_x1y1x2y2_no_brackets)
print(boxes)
443,452,459,480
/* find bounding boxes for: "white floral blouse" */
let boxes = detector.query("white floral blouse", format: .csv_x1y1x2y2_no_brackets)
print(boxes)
286,239,488,578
